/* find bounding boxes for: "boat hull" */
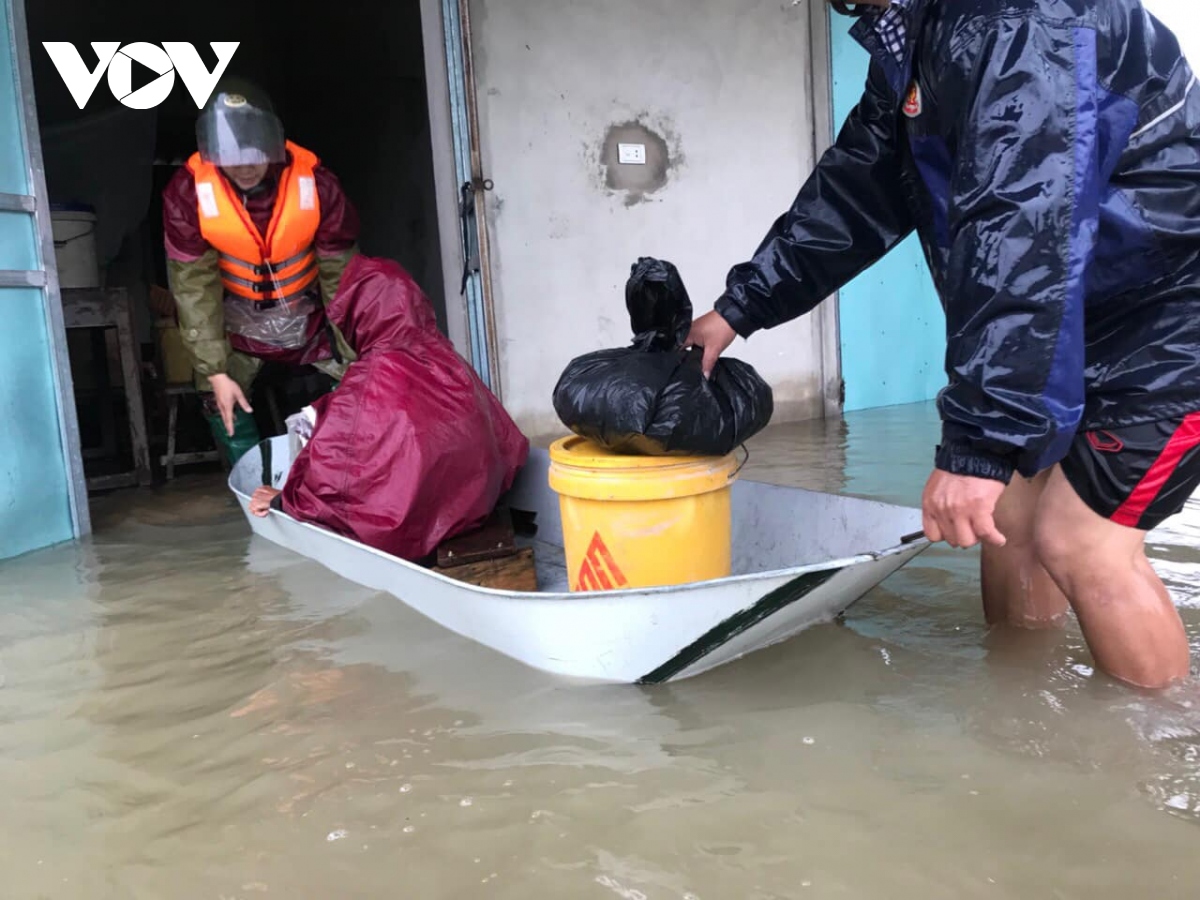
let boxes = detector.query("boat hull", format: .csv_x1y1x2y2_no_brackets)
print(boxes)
231,438,928,683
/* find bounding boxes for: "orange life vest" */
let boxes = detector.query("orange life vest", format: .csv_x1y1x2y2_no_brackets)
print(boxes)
187,140,322,305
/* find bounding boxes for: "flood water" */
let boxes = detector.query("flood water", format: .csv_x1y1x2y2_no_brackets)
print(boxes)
4,401,1200,899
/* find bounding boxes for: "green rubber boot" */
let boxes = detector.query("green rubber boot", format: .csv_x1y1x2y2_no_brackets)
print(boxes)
205,408,262,468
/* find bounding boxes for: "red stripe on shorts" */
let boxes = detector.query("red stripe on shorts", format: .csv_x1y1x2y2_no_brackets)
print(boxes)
1112,412,1200,527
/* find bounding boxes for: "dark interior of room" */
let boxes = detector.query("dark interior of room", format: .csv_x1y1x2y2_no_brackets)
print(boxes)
27,0,446,482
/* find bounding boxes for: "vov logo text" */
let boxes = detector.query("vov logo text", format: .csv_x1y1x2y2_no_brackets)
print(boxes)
42,42,241,111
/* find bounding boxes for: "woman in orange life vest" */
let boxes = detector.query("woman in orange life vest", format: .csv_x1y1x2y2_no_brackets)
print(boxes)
163,79,359,463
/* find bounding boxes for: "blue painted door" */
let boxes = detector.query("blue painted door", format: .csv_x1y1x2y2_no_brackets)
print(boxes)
0,0,88,559
830,18,945,412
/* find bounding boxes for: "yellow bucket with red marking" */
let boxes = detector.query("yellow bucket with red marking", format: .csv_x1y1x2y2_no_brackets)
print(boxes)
547,436,741,592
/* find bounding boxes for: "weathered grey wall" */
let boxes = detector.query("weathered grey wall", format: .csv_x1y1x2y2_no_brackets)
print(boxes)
469,0,825,437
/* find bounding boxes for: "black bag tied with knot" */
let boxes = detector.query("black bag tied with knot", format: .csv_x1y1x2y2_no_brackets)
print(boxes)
553,257,774,457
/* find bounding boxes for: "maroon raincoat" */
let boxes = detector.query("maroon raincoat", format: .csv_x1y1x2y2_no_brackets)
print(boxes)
281,256,529,560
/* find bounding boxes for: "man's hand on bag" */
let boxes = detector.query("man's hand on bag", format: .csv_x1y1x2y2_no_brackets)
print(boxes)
921,469,1008,549
209,373,253,437
685,311,738,378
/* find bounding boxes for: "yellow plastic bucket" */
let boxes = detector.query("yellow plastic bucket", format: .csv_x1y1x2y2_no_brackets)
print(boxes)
547,436,741,592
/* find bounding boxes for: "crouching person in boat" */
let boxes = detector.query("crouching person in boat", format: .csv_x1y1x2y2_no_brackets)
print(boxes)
247,256,530,562
163,79,358,465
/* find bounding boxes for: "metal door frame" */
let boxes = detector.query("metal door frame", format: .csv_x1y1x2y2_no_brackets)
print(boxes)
419,0,502,398
5,0,90,537
807,0,843,418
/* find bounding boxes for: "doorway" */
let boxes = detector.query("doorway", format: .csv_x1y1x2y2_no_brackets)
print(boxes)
24,0,454,486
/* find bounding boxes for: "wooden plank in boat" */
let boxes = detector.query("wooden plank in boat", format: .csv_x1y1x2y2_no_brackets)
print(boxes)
435,546,538,592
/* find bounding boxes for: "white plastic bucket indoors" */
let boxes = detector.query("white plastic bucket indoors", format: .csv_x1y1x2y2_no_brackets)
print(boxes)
50,207,100,289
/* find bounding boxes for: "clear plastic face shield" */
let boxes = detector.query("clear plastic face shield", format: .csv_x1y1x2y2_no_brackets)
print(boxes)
197,92,287,167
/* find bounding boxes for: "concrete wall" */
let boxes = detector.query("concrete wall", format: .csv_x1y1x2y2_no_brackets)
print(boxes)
469,0,829,437
829,17,945,413
0,0,74,559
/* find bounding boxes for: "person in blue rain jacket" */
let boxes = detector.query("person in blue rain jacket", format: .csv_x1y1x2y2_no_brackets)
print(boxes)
687,0,1200,689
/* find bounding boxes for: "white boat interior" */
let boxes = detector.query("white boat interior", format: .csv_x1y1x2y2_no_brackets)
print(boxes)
233,438,925,595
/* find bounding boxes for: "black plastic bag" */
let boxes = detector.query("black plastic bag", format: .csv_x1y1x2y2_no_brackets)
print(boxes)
625,255,693,350
552,257,774,457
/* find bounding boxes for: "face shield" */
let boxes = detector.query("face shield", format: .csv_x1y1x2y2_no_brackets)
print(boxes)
196,91,287,167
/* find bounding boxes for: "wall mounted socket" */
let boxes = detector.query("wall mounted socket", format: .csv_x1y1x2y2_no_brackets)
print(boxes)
617,143,647,165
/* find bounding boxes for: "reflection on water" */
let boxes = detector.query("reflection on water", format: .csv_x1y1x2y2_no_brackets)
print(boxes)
2,401,1200,899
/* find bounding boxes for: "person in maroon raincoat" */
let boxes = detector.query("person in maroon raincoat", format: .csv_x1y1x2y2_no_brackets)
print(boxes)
163,79,359,463
249,256,529,562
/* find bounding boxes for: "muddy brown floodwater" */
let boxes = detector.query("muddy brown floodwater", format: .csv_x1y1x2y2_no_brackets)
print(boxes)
3,402,1200,899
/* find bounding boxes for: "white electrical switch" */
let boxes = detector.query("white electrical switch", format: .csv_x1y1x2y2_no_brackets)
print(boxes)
618,143,647,165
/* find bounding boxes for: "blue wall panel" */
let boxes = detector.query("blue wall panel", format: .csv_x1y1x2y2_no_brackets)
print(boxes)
0,288,73,559
0,0,74,559
830,18,946,412
0,2,26,197
0,209,38,269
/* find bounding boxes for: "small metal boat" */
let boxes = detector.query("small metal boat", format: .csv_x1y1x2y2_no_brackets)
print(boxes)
230,437,929,683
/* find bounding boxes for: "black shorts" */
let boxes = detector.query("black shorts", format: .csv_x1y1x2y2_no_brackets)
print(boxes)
1062,413,1200,531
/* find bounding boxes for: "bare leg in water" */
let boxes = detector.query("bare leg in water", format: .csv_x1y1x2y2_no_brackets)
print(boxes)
980,466,1190,689
982,471,1070,629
